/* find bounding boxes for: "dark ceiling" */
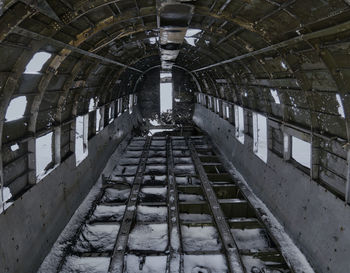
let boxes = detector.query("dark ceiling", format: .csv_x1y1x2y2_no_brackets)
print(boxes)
0,0,350,144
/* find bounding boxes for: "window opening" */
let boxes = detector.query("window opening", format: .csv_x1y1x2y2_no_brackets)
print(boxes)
10,144,19,151
234,105,245,144
36,132,53,180
253,113,268,162
292,136,311,168
225,105,230,119
184,37,197,46
336,94,345,118
96,108,103,133
109,103,115,123
89,98,98,112
75,115,89,166
270,89,280,104
186,29,202,36
129,94,134,114
5,96,27,122
0,186,12,214
24,52,51,74
160,72,173,113
216,99,220,113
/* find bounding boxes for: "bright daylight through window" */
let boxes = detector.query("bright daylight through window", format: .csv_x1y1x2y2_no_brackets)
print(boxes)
5,96,27,122
36,132,53,180
253,113,267,162
75,115,89,166
292,136,311,168
160,72,173,113
234,105,245,144
24,52,51,74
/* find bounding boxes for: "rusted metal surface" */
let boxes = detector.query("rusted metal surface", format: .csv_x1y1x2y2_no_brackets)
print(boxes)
0,1,350,269
187,139,245,273
109,137,151,273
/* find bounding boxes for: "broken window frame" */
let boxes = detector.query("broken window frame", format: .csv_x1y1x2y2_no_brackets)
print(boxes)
234,105,245,144
109,103,115,124
35,130,54,181
96,106,104,134
5,96,27,122
75,114,89,166
129,94,134,114
117,98,123,116
291,136,311,169
160,82,173,113
253,112,268,163
24,51,52,74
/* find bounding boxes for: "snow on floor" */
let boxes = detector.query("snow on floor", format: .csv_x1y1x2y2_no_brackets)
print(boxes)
179,213,212,222
146,157,167,164
109,176,135,184
148,150,166,157
124,255,167,273
38,136,132,272
213,142,315,272
101,188,130,203
183,255,228,273
140,187,167,202
145,165,167,174
128,224,168,251
61,256,110,273
175,176,201,185
73,224,120,252
241,255,285,273
174,164,196,175
178,193,204,202
141,187,167,195
113,165,138,175
174,157,193,164
136,205,167,222
119,158,141,165
181,226,221,251
230,228,271,250
90,205,126,222
142,175,167,184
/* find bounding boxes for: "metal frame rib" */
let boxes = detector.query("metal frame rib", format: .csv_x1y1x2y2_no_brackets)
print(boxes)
166,136,182,273
187,139,245,273
108,137,152,273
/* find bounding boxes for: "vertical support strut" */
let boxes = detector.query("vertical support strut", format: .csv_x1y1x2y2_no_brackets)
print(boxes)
187,139,245,273
109,137,152,273
166,136,181,272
